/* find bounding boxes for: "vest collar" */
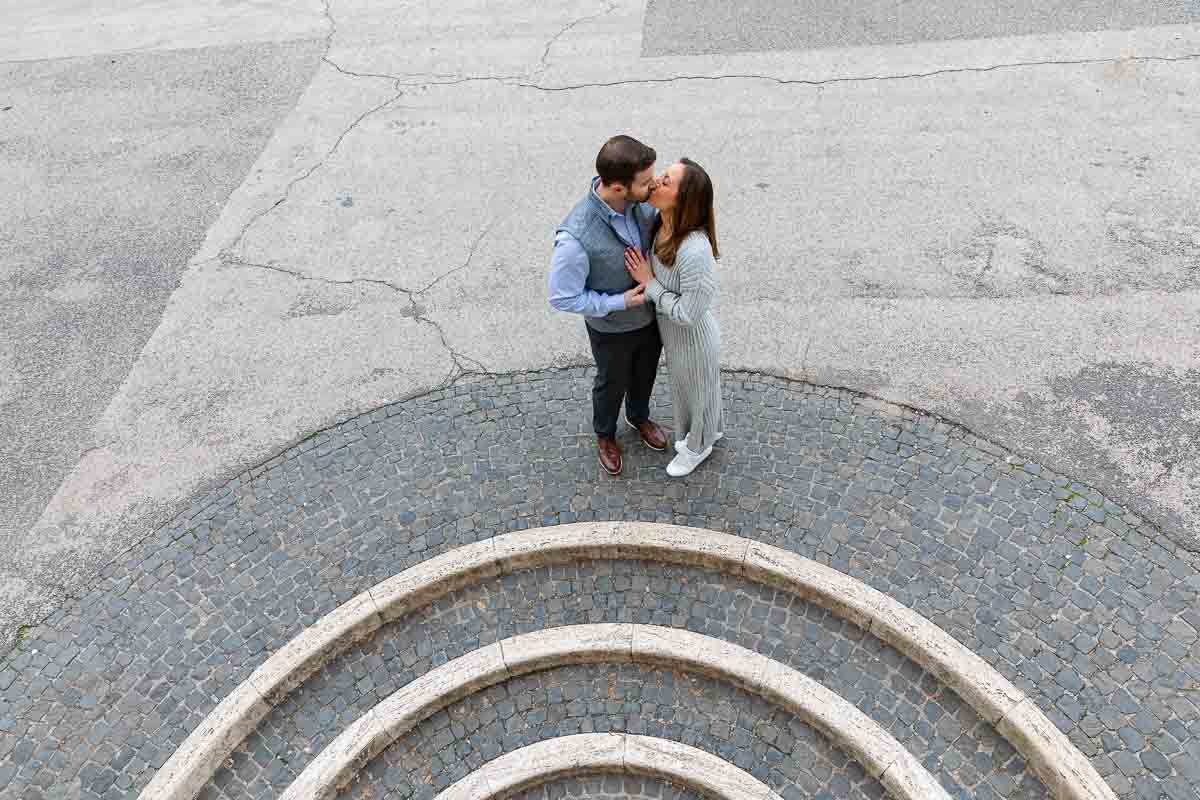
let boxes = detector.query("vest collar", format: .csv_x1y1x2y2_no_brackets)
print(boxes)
589,176,632,220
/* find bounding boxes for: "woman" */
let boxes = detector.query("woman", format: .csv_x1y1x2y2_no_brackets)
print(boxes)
625,158,722,477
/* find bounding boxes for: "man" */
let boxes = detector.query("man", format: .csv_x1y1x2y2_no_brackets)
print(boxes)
549,135,669,476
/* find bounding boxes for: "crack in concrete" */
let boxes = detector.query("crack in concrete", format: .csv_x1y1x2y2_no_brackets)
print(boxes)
412,314,493,377
221,85,406,260
222,255,417,297
322,58,403,83
220,254,494,379
233,0,515,374
533,1,620,79
379,51,1200,92
416,214,504,296
320,0,339,64
318,0,412,83
514,52,1200,91
218,0,407,261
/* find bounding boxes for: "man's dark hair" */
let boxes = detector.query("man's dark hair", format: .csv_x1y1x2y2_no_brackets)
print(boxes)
596,135,656,187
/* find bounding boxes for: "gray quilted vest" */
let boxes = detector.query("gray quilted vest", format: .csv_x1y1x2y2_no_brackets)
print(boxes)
557,188,656,333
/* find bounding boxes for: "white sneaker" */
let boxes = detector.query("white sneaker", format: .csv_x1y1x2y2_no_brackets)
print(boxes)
666,444,713,477
676,433,722,453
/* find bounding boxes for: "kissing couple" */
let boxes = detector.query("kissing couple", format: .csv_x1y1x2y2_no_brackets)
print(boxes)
549,134,722,478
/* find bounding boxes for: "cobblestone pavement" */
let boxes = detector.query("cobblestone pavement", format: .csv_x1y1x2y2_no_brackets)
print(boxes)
1,368,1198,800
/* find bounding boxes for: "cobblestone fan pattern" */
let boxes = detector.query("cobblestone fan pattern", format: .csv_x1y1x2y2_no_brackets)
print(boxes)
0,369,1198,800
506,773,705,800
339,665,888,800
207,560,1045,799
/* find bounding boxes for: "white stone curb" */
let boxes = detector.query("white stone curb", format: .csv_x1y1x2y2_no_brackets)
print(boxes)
435,733,782,800
141,521,1116,800
280,624,951,800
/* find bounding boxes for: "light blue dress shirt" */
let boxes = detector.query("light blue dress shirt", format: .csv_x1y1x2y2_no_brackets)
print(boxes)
548,178,654,317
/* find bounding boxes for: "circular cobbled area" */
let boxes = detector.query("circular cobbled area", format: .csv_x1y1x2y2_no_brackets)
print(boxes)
1,368,1198,800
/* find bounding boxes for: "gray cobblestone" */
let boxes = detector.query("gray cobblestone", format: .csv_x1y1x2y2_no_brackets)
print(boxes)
1,369,1197,799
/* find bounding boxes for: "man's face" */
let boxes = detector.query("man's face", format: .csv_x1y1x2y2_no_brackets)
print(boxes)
626,164,656,203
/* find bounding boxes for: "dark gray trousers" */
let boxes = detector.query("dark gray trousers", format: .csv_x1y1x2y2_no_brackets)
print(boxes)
585,321,662,438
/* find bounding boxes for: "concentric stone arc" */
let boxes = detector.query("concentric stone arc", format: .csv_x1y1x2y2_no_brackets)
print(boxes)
278,623,950,800
433,733,782,800
143,524,1109,800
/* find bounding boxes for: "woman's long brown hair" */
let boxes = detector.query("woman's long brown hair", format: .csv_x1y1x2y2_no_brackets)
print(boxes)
653,157,720,267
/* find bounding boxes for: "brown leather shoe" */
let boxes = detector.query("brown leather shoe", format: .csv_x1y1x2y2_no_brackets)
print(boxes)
597,436,622,475
625,416,668,451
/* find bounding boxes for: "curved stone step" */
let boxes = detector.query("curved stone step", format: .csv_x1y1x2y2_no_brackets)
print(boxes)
279,624,949,800
434,733,780,800
144,523,1110,800
505,773,705,800
216,557,1045,799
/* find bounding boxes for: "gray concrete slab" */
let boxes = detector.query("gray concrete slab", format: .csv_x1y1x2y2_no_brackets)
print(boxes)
0,38,324,634
0,0,327,61
642,0,1200,56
